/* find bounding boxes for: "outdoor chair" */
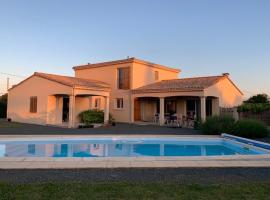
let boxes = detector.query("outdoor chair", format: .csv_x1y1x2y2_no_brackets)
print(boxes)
153,113,159,124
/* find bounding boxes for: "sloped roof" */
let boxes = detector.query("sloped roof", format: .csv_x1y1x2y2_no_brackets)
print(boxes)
133,75,229,94
9,72,111,91
34,72,110,90
73,57,180,73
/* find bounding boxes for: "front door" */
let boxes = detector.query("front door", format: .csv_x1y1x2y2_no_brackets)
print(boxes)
62,97,69,122
134,98,141,121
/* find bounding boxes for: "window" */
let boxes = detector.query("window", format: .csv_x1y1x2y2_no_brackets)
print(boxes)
155,71,159,81
115,98,124,109
117,67,130,89
30,96,37,113
28,144,35,155
94,98,101,109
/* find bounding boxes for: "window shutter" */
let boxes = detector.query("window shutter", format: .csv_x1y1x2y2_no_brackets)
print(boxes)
30,96,37,113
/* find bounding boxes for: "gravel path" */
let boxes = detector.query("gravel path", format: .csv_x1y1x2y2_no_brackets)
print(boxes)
0,168,269,184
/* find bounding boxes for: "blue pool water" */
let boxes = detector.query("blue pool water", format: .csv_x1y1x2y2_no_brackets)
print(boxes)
0,138,268,158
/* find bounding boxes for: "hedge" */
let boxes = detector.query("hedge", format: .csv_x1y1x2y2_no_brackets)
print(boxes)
201,116,269,138
201,115,235,135
233,119,268,138
237,103,270,113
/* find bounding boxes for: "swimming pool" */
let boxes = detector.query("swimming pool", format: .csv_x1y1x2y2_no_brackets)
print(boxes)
0,135,269,158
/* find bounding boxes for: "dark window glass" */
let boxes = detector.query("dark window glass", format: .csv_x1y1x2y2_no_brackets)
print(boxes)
118,67,130,89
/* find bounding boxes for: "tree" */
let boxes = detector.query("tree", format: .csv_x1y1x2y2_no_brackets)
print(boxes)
0,93,8,118
245,94,269,104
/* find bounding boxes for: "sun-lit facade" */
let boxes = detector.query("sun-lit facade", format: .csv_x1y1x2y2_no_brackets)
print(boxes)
7,57,243,128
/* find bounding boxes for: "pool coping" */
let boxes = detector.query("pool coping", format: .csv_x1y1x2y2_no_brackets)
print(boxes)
0,134,270,169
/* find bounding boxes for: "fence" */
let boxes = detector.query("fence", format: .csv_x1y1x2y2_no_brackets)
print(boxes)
220,107,238,120
238,110,270,125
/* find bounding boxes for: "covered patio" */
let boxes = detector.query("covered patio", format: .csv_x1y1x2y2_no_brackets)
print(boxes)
47,90,110,128
131,77,223,126
34,73,111,128
131,95,219,127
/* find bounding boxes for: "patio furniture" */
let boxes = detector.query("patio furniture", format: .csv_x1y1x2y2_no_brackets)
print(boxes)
153,113,159,124
186,111,196,128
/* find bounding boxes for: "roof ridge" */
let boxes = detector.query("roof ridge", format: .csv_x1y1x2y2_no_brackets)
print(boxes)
161,75,224,82
73,57,180,73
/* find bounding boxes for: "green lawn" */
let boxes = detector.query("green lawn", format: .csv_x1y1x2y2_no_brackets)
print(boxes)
0,120,22,128
0,182,270,200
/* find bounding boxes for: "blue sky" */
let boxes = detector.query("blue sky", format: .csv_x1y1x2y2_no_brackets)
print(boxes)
0,0,269,98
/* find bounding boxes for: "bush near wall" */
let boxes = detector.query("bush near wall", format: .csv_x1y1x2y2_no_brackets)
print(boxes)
233,119,268,138
201,115,235,135
79,109,114,125
201,116,269,138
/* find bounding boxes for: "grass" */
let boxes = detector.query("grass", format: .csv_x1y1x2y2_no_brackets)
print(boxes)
0,120,22,128
0,182,270,200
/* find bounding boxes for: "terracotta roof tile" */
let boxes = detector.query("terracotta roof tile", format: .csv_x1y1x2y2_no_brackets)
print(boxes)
34,72,110,91
133,75,225,93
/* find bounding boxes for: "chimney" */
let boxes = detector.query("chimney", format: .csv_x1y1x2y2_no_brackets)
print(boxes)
222,73,230,77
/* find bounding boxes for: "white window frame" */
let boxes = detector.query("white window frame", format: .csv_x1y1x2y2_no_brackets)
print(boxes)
115,98,124,109
94,98,101,109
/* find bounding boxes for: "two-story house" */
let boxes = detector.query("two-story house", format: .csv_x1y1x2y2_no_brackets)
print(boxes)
7,57,243,128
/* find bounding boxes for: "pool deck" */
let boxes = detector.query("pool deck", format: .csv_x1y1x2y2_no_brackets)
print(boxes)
0,135,270,169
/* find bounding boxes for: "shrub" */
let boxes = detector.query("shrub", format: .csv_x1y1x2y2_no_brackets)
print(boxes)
246,94,269,104
201,115,235,135
233,119,268,138
237,103,270,113
79,109,114,125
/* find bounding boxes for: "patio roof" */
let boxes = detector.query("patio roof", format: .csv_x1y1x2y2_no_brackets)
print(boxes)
9,72,111,92
132,75,227,94
34,72,111,91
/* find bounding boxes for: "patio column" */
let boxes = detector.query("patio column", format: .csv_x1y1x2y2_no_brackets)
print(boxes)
68,95,75,128
104,96,110,124
159,97,165,125
130,96,134,123
200,96,206,122
55,96,60,123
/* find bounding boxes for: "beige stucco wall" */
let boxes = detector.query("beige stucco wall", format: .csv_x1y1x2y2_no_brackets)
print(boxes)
75,63,131,122
75,62,179,123
74,97,91,123
131,62,179,89
204,77,243,107
47,96,64,125
7,76,72,125
7,75,110,126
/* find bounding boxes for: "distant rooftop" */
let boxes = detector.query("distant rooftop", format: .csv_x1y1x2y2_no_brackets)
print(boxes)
73,57,180,73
